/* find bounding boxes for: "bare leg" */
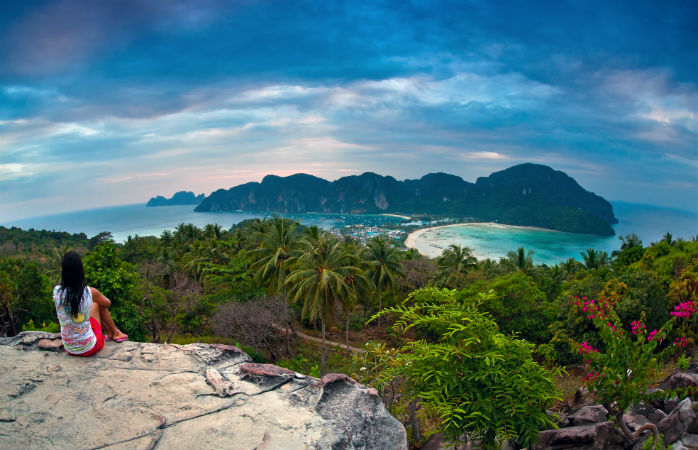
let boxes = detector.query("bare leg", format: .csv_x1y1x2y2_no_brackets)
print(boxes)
89,302,101,326
99,306,127,340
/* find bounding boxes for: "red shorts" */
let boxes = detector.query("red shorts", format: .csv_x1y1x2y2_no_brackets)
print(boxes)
67,317,105,357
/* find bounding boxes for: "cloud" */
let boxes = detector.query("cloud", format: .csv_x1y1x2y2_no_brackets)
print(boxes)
0,163,25,181
0,0,696,220
462,152,508,160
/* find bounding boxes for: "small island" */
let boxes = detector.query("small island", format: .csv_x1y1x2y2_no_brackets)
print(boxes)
146,191,204,207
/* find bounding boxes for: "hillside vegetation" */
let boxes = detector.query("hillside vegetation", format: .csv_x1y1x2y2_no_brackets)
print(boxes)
1,221,696,448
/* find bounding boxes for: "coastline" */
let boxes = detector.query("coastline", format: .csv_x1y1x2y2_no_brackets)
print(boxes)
404,222,561,259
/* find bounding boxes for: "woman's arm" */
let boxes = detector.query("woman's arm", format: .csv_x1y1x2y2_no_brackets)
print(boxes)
90,287,111,307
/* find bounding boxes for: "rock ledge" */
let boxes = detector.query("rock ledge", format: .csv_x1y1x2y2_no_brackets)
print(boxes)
0,332,407,450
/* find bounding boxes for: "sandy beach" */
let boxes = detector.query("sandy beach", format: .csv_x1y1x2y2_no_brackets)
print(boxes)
404,222,560,259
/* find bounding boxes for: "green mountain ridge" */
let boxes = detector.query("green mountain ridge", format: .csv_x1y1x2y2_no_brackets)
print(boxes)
194,163,617,235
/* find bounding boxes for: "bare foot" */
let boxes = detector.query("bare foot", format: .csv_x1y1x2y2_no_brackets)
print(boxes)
112,330,128,341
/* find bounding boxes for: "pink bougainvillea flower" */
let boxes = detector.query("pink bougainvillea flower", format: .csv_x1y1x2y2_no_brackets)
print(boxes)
670,301,695,319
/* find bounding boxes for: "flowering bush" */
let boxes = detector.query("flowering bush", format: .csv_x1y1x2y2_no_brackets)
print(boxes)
670,301,696,319
572,296,696,448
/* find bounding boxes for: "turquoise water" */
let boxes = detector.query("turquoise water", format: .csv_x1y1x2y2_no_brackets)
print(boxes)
1,204,404,243
2,202,695,266
412,202,697,265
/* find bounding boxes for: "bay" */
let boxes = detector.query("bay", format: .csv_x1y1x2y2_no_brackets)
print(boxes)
410,202,697,265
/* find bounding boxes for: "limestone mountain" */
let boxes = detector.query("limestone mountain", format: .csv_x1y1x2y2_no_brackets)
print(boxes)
195,164,617,235
147,191,205,207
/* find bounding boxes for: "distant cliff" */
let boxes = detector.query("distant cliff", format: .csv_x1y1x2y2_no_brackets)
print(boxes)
194,164,617,235
147,191,204,207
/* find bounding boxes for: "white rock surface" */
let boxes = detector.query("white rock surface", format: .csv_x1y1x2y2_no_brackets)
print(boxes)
0,332,407,450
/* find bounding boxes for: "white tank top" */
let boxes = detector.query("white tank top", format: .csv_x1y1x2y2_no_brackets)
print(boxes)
53,286,96,354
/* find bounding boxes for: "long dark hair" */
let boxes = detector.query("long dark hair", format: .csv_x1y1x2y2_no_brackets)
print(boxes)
60,251,87,320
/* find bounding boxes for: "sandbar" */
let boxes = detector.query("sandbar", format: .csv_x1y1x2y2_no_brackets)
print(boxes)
381,213,411,220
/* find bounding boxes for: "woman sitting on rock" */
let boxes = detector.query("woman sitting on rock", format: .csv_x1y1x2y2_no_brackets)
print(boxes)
53,251,128,356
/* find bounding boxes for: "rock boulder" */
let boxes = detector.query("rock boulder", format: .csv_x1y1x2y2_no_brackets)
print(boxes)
657,398,697,445
567,405,608,426
533,421,618,450
0,332,407,450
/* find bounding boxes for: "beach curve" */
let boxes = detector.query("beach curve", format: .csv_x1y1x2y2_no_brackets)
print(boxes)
404,222,562,259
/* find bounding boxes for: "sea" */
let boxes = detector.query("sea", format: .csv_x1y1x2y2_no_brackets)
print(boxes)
1,204,404,243
2,202,696,266
410,202,697,264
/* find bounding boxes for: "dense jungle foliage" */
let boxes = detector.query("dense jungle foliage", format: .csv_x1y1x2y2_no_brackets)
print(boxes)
1,222,696,447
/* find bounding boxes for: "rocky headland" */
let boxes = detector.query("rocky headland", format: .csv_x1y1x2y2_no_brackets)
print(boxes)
147,191,204,207
0,332,407,450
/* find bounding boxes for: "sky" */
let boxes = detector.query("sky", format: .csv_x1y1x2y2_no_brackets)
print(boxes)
1,0,696,222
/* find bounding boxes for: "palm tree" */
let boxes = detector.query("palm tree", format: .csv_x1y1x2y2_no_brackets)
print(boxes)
662,232,674,246
303,225,323,243
340,239,373,351
561,258,581,276
619,233,642,250
549,265,565,285
48,245,71,283
436,244,477,288
613,233,642,257
612,233,644,267
581,248,609,270
404,247,421,261
235,219,270,250
182,240,207,282
250,217,299,353
173,223,200,245
160,230,173,247
364,237,403,324
505,247,534,271
156,246,177,288
286,235,362,374
173,223,188,244
207,240,234,265
203,223,222,242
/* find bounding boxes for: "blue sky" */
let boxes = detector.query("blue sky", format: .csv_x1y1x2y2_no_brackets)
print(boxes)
1,0,696,221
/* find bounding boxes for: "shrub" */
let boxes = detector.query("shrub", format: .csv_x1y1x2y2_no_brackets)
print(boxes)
573,296,696,449
360,288,561,449
213,296,286,361
84,241,146,341
22,319,59,333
